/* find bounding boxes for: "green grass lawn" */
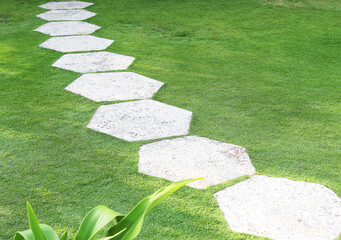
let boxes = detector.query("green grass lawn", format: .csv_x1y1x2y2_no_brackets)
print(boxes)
0,0,340,239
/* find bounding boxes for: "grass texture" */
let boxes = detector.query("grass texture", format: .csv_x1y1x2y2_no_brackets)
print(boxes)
0,0,340,239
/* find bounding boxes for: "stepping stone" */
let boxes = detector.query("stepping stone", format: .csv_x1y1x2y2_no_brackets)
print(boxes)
39,1,94,10
65,72,164,102
87,100,192,142
34,21,100,36
52,51,135,73
214,175,341,240
36,10,96,21
39,35,113,53
138,136,256,189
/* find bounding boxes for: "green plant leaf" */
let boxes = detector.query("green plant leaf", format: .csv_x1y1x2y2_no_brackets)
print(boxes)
75,205,124,240
100,228,126,240
14,224,59,240
14,203,59,240
107,178,204,240
40,224,59,240
61,231,68,240
14,229,33,240
27,202,47,240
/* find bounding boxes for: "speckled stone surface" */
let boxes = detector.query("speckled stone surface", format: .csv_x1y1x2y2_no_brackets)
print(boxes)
39,1,94,10
36,10,96,21
65,72,164,102
214,175,341,240
39,35,113,52
87,100,192,141
52,51,135,73
34,21,100,36
138,136,255,189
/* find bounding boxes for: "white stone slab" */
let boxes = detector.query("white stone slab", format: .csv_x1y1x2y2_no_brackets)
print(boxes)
36,10,96,21
214,175,341,240
39,35,113,52
138,136,255,189
52,51,135,73
65,72,164,102
87,100,192,141
39,1,94,10
34,21,100,36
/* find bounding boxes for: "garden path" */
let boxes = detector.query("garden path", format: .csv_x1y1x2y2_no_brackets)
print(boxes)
34,2,341,240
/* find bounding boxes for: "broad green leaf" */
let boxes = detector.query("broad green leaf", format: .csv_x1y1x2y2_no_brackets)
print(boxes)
107,178,204,240
14,224,59,240
14,229,33,240
61,231,68,240
100,228,126,240
75,205,124,240
15,203,59,240
40,224,59,240
27,202,47,240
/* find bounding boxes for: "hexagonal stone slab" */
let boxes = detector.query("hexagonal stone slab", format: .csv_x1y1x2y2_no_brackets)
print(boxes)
39,1,94,10
34,21,100,36
36,10,96,21
52,51,135,73
214,175,341,240
87,100,192,141
138,136,255,189
39,35,113,53
65,72,164,102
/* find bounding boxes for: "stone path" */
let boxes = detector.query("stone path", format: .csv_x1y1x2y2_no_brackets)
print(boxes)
52,51,135,73
39,35,113,52
37,9,96,21
39,1,94,10
86,100,192,142
139,136,255,189
35,21,100,36
65,72,163,102
214,176,341,240
35,2,341,239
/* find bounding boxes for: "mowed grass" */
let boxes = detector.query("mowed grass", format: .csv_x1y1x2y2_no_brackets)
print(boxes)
0,0,340,239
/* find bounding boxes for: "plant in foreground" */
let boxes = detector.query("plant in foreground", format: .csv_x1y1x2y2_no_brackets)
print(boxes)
14,178,203,240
